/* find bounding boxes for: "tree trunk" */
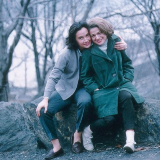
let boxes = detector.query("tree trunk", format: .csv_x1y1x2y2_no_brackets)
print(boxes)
130,0,160,75
30,19,43,93
0,2,8,101
154,25,160,75
0,0,31,101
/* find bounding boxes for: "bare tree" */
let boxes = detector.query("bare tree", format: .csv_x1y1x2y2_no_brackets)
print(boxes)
21,0,58,97
20,0,95,97
129,0,160,75
3,0,159,100
0,0,31,101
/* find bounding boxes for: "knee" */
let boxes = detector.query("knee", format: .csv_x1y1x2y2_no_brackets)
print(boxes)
78,99,92,110
77,95,92,106
119,91,132,102
104,116,116,125
39,108,45,118
125,92,132,100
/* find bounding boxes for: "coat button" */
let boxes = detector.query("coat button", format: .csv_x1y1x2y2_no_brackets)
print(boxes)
112,73,116,77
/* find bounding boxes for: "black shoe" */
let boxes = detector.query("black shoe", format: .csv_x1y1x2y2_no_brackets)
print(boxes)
45,148,64,160
71,133,83,153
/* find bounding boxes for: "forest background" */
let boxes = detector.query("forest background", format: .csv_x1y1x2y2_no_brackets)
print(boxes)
0,0,160,102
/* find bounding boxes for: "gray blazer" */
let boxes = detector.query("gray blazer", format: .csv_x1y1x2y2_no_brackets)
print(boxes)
44,47,81,100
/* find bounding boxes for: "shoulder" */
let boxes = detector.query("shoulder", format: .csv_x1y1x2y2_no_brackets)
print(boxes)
82,44,96,54
110,34,120,42
58,47,76,59
61,46,74,56
82,47,92,58
55,47,72,65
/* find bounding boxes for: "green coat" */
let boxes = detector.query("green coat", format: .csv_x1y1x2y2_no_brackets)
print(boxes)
81,34,144,118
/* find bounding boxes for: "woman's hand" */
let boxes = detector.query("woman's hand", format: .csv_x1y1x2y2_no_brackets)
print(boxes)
36,97,49,117
114,37,127,50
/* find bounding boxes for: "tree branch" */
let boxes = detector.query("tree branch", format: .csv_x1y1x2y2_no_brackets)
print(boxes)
103,8,160,19
81,0,95,21
4,0,31,75
21,32,32,41
28,0,52,7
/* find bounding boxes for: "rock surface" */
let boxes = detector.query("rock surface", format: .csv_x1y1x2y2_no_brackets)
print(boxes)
1,98,160,153
0,102,37,152
135,99,160,144
25,98,160,149
24,97,77,149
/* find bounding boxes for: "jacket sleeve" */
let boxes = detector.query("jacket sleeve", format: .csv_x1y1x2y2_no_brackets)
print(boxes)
121,50,134,82
80,49,99,94
44,48,69,98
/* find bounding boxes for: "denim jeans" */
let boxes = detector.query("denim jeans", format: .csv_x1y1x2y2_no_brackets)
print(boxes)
39,87,93,140
90,90,135,132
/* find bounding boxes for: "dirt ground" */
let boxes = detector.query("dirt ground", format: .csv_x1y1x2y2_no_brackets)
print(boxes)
0,144,160,160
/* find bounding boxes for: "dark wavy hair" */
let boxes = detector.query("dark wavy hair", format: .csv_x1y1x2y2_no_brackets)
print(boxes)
66,21,89,50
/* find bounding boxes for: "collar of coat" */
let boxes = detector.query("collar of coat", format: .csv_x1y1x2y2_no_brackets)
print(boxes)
91,34,120,61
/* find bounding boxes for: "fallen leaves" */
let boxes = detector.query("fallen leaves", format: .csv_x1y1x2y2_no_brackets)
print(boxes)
135,147,146,152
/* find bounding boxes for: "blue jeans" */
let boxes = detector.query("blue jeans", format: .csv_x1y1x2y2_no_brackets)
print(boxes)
39,88,93,140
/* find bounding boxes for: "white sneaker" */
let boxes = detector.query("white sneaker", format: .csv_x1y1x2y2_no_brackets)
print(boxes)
123,142,135,153
82,126,94,151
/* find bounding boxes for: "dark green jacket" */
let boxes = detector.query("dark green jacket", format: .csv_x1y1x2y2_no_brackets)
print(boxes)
81,34,144,118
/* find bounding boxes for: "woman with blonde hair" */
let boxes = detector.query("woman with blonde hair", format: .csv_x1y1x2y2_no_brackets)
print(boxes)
81,17,144,153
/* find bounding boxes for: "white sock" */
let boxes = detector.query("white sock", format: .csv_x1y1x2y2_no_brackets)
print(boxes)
126,130,136,144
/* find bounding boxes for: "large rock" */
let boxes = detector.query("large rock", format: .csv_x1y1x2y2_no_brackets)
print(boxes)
0,102,37,152
135,99,160,143
24,98,160,149
24,97,77,149
1,98,160,152
93,99,160,146
24,97,52,149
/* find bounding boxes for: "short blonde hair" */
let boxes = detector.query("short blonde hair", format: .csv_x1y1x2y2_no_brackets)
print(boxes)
88,17,114,36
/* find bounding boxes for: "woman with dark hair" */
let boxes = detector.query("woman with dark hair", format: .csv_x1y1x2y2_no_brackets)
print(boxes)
36,21,127,160
80,17,144,153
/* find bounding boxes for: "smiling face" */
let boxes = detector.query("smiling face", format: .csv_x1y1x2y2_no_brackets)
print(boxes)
75,27,91,51
89,27,107,46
